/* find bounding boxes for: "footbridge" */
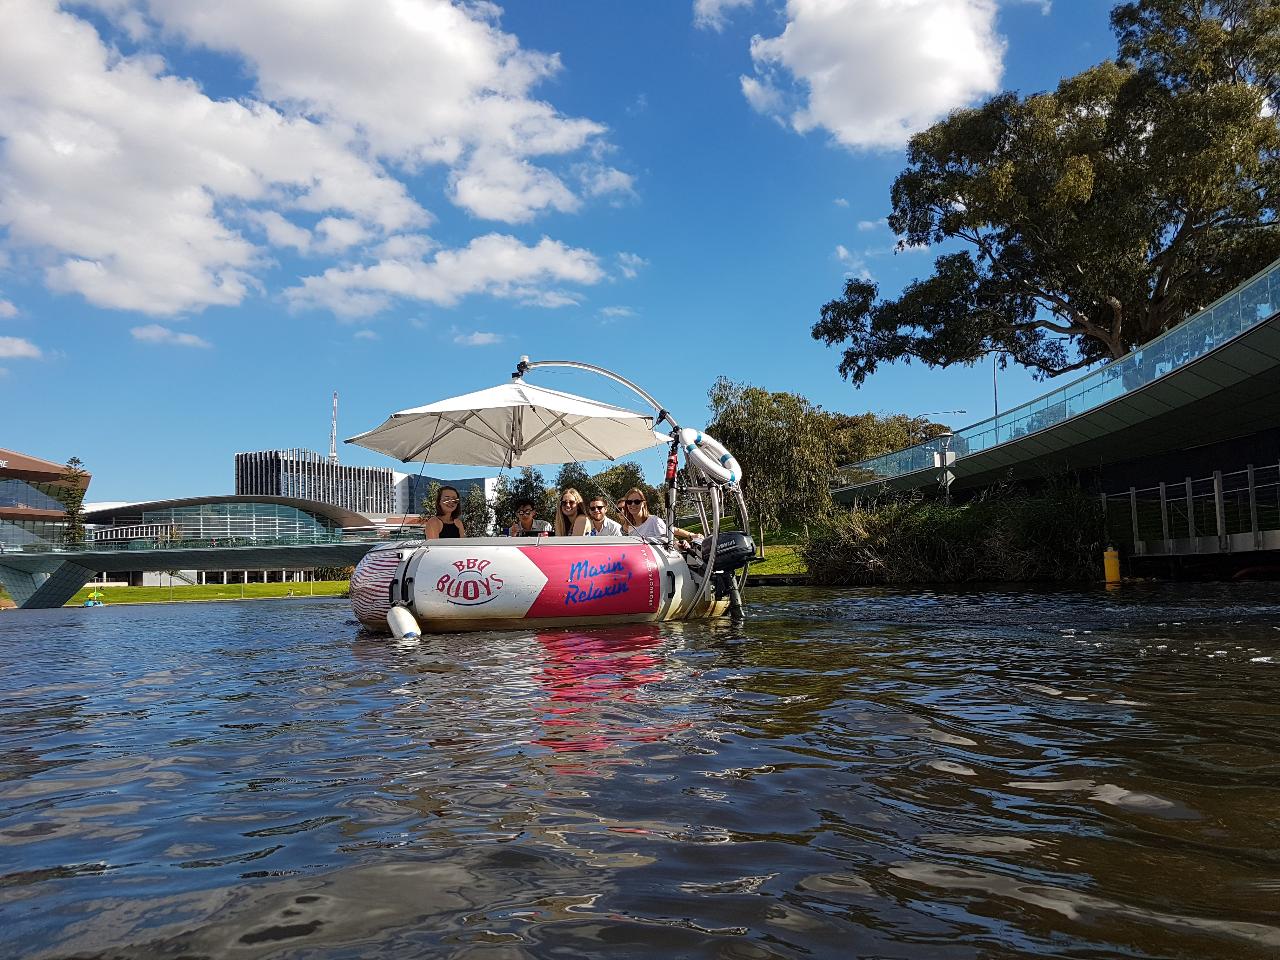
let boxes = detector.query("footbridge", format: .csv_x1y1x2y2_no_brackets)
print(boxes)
0,535,383,609
835,257,1280,504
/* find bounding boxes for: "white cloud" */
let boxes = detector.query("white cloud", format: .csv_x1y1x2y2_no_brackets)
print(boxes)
315,217,369,253
833,197,849,207
130,324,211,347
0,336,41,358
599,306,636,319
0,0,426,316
287,233,604,319
147,0,609,222
0,0,625,320
834,244,871,279
742,0,1004,150
353,329,379,340
857,218,886,231
578,164,637,202
694,0,754,31
0,299,17,319
249,211,312,253
376,234,438,261
450,149,579,222
617,252,648,280
454,330,503,346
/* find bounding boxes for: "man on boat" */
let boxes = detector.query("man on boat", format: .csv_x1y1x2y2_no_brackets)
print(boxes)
507,497,552,537
584,496,622,536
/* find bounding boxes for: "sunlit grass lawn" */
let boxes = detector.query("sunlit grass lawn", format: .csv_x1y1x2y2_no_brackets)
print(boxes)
65,581,350,606
679,517,807,576
751,542,807,575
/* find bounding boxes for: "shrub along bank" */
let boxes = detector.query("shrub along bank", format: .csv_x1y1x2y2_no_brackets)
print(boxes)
802,482,1104,585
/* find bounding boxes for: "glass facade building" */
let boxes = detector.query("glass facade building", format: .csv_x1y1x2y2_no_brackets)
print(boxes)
0,449,88,550
85,497,363,543
235,449,397,514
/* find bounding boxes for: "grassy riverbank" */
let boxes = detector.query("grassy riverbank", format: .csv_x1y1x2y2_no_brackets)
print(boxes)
62,581,350,606
0,534,808,611
751,528,806,575
802,483,1103,585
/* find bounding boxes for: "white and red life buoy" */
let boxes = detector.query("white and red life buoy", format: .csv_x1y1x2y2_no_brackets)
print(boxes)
679,428,743,486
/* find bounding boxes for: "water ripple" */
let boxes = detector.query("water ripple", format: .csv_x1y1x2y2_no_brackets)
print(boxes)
1,585,1278,958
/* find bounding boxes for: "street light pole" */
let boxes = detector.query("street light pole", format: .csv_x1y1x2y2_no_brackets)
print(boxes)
937,432,956,505
915,411,965,507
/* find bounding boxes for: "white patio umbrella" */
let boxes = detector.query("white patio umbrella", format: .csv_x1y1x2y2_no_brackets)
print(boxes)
345,381,667,467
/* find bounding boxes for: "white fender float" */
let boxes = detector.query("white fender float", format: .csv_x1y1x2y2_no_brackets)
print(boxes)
386,604,422,642
679,428,742,486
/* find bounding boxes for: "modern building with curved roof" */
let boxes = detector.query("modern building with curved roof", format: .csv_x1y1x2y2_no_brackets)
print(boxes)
2,494,384,609
84,495,374,542
1,448,90,551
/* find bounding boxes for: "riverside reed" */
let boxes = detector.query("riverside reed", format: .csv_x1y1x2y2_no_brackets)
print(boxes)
802,481,1104,585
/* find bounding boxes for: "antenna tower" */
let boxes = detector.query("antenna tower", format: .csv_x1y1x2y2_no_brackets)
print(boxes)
328,391,339,464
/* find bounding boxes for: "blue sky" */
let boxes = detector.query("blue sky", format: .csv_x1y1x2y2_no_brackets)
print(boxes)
0,0,1118,501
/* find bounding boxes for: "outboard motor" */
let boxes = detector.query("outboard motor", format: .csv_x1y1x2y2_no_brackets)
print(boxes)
701,531,755,618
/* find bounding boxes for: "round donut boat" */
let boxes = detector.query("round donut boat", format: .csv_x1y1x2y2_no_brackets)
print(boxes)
352,535,735,634
346,357,755,637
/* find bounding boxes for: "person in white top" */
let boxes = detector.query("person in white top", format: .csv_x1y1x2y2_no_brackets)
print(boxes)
619,488,698,543
584,495,622,536
507,497,552,537
555,487,590,537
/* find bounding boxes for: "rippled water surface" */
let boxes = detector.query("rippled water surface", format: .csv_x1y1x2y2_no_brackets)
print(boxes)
2,585,1280,959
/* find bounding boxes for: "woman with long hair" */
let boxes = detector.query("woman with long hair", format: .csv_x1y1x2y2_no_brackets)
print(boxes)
424,485,466,539
554,487,589,536
620,488,698,542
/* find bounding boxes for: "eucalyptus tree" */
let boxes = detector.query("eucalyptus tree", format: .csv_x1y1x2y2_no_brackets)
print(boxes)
814,0,1279,384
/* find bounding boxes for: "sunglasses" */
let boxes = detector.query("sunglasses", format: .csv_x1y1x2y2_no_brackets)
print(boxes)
587,504,606,511
517,508,534,514
560,500,578,507
624,499,643,506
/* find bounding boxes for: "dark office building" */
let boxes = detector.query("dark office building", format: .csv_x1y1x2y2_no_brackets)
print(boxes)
235,449,396,515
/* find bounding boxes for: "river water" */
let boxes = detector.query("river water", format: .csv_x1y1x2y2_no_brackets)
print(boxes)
1,585,1278,959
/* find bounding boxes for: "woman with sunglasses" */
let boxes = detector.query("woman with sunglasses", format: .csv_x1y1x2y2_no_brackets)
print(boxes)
584,495,622,536
424,486,466,539
554,487,589,537
619,488,698,542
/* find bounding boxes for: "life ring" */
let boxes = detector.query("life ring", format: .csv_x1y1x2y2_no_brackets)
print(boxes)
679,428,743,486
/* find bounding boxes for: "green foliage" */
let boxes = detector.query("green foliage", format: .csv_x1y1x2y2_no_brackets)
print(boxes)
802,481,1105,584
313,566,355,580
555,462,593,495
418,480,442,530
707,378,947,530
54,457,88,547
589,460,663,515
590,460,648,501
460,483,493,535
814,0,1280,384
492,466,551,530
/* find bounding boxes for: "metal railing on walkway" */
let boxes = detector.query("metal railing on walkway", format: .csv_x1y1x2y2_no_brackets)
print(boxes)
1104,464,1280,557
839,257,1280,488
0,530,392,556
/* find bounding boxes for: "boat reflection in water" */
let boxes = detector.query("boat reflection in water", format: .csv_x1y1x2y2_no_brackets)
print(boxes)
532,625,688,774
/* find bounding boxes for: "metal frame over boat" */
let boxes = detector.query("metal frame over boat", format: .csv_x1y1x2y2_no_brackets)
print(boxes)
346,358,754,638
